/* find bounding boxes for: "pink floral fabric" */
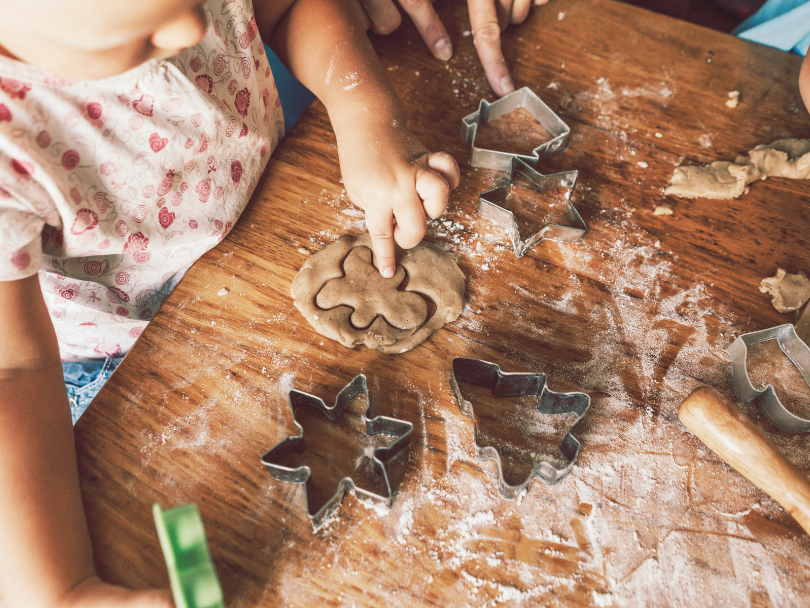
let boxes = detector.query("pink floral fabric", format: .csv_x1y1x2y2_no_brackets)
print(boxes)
0,0,284,361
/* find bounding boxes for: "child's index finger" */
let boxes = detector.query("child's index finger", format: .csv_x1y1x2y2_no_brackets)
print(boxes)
372,237,396,278
366,221,397,278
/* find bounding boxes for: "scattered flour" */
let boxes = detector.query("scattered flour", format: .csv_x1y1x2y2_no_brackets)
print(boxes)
183,94,810,606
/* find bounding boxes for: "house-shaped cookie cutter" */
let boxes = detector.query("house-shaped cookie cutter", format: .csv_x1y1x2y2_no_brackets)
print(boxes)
479,157,586,257
261,375,413,528
461,87,571,171
728,324,810,433
449,358,590,498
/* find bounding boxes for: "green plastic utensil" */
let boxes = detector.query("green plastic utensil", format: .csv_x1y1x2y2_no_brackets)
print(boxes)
153,503,225,608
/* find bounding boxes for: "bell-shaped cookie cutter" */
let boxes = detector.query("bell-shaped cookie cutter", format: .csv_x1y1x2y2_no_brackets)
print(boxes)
461,87,571,171
261,374,413,527
727,324,810,433
449,358,590,498
478,156,586,257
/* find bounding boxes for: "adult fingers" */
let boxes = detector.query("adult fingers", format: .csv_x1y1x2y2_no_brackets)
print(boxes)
496,0,513,28
510,0,532,24
392,196,428,249
416,168,450,219
427,151,460,189
398,0,453,60
348,0,373,31
469,0,515,96
534,0,549,5
365,209,398,278
358,0,402,35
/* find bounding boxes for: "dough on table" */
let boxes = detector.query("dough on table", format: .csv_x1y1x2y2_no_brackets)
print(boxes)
759,268,810,313
290,233,466,354
664,138,810,200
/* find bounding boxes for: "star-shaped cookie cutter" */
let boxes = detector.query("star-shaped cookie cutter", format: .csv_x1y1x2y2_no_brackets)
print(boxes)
261,375,413,527
449,358,590,498
461,87,571,171
728,324,810,433
478,156,586,257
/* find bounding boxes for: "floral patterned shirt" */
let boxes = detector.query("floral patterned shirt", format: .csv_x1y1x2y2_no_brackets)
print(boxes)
0,0,284,361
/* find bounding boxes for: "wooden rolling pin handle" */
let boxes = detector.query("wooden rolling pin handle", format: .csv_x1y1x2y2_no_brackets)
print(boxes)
679,387,810,536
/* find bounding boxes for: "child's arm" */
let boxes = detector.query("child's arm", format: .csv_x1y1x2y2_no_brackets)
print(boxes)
258,0,460,278
0,275,172,608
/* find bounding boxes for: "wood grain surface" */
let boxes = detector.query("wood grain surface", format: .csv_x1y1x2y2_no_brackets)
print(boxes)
74,0,810,605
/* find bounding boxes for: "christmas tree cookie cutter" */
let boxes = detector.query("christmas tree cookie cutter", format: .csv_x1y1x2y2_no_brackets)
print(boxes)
478,156,586,257
460,87,571,171
449,358,591,499
152,503,225,608
728,324,810,433
261,374,413,528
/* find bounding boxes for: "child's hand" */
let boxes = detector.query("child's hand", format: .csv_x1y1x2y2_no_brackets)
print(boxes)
334,116,460,277
58,576,173,608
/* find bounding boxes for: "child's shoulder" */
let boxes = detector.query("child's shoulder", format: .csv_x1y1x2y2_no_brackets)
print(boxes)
0,0,284,336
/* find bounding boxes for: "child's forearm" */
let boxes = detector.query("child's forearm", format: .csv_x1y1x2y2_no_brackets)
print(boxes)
0,276,95,608
269,0,405,132
259,0,460,277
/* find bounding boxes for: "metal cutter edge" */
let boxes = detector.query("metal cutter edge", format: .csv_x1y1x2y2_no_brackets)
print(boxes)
449,357,590,499
261,374,414,527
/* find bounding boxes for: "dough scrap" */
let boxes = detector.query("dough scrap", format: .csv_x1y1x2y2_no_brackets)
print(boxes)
291,233,466,354
759,269,810,313
664,138,810,200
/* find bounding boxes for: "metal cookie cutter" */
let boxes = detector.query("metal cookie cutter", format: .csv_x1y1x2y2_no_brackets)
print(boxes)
728,324,810,433
261,375,413,527
461,87,571,171
449,358,590,498
479,156,586,257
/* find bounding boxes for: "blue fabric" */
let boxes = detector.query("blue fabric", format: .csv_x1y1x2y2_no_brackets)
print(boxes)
733,0,810,55
264,45,315,133
63,357,123,424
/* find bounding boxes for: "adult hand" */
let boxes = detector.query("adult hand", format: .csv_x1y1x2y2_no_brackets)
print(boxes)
468,0,549,96
352,0,549,96
351,0,453,61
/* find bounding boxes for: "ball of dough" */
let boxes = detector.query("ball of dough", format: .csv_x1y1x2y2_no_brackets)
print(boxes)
291,233,466,354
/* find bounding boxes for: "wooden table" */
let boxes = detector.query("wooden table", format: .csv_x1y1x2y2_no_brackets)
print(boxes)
75,0,810,605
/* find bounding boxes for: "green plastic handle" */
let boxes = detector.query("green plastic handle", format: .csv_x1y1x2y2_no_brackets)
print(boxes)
153,503,225,608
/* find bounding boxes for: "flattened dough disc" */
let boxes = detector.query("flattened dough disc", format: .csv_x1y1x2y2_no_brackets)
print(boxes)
291,233,466,354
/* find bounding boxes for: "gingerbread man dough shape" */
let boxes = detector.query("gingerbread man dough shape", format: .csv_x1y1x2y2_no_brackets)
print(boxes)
291,233,466,354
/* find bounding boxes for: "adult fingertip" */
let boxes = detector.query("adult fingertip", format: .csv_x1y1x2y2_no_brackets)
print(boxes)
498,74,515,96
433,37,453,61
381,266,395,279
373,11,402,35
